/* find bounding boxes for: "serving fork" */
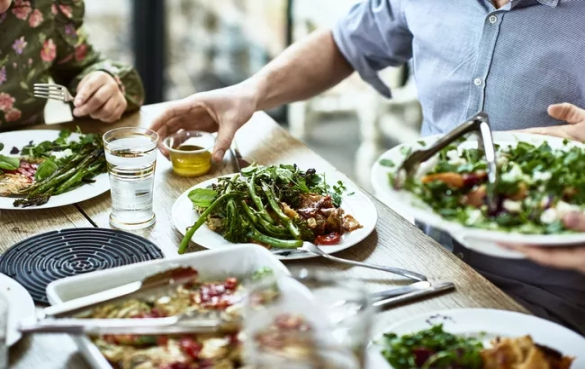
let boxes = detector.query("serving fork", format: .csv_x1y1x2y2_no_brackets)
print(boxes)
272,243,428,281
393,111,499,213
33,83,75,104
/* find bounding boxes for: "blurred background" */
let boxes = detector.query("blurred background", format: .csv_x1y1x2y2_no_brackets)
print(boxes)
83,0,422,191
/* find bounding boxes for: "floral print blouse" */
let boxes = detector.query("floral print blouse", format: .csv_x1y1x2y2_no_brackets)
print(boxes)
0,0,145,130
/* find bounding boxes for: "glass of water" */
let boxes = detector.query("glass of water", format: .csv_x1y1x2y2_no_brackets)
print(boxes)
243,268,374,369
103,127,159,230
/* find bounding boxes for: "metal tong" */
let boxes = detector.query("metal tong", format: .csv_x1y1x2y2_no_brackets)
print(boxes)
394,112,499,213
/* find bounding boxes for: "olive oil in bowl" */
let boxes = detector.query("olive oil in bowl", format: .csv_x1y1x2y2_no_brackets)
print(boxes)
163,131,215,177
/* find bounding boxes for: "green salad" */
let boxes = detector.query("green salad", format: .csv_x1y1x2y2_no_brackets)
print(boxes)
387,139,585,234
379,324,484,369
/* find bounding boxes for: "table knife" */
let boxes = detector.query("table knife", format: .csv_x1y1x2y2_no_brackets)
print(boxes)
373,282,455,309
370,281,431,301
230,140,250,173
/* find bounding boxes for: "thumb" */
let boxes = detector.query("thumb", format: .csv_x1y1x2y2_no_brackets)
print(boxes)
563,212,585,232
548,103,585,125
212,122,238,163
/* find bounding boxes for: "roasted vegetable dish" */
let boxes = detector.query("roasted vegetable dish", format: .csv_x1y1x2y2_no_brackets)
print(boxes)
379,325,574,369
0,128,106,207
388,139,585,234
179,165,362,254
82,267,273,369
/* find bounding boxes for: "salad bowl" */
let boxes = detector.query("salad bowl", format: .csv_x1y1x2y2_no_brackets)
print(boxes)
372,132,585,259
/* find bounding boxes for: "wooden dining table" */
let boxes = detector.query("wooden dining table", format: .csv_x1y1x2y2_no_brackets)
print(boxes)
3,103,526,369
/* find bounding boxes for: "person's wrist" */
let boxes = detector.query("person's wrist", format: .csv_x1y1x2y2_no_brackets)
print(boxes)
237,76,265,112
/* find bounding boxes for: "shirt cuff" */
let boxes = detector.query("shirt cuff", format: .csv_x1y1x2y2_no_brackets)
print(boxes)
332,24,392,98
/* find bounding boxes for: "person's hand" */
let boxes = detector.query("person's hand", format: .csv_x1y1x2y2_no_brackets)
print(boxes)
0,0,12,13
149,84,257,162
73,71,127,123
504,212,585,274
520,103,585,142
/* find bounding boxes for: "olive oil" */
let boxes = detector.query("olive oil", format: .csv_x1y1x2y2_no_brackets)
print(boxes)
169,144,212,177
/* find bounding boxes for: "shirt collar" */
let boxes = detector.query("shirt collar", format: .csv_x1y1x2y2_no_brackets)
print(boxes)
509,0,559,8
538,0,559,6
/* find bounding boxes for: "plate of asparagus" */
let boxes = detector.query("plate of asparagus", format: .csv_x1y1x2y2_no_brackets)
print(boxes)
0,129,109,209
172,164,377,260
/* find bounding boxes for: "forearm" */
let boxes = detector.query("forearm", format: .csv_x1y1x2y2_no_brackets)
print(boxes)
244,29,354,111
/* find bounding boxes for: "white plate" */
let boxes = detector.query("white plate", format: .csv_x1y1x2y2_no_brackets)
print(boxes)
172,173,378,260
0,273,35,346
371,132,585,258
46,244,289,369
367,308,585,369
0,130,109,210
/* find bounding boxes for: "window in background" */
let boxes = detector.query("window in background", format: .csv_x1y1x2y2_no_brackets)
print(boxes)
83,0,134,66
164,0,288,119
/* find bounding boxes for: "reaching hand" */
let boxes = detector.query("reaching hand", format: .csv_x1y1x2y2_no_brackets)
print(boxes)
505,212,585,274
149,85,257,162
521,103,585,142
73,71,127,123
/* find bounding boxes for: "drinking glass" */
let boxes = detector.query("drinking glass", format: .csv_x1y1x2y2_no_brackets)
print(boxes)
243,268,374,369
0,296,8,369
103,127,159,230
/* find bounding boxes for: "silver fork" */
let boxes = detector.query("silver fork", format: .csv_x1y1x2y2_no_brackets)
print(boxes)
33,83,75,103
272,243,428,281
393,111,499,213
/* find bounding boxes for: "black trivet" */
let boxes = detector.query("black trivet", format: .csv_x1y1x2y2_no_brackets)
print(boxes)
0,228,164,304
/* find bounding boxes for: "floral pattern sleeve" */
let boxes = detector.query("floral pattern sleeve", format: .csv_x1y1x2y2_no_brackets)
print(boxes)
50,0,144,112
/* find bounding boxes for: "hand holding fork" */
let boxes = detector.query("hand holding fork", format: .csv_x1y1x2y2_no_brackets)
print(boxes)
34,71,127,123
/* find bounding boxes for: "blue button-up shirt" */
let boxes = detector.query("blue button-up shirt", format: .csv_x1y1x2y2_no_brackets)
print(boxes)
333,0,585,334
333,0,585,136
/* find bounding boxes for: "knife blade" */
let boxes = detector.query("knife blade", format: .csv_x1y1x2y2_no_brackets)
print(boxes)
373,282,455,309
370,281,431,301
230,140,250,173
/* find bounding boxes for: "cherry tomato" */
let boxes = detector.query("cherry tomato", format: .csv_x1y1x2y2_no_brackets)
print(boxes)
315,232,341,245
179,337,202,359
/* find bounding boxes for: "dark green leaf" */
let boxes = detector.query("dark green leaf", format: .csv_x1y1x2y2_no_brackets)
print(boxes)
0,143,4,151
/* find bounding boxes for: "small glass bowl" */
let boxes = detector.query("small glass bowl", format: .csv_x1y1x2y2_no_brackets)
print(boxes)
163,131,216,177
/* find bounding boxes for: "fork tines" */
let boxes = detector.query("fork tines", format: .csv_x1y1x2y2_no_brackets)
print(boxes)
33,83,71,102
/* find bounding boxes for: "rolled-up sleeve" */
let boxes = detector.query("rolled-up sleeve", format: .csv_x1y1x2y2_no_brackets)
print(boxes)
332,0,413,97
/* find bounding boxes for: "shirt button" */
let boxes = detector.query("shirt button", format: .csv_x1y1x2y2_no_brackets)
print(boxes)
488,15,498,24
474,78,483,86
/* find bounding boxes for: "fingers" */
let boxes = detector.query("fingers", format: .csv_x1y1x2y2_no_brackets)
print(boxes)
75,84,117,117
564,212,585,232
548,103,585,125
511,245,585,273
74,73,104,111
149,99,192,133
90,98,126,123
213,121,238,162
518,126,572,140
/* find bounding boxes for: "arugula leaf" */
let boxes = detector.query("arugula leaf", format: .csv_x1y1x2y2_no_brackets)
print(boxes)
188,188,218,207
0,143,4,151
417,140,427,147
0,155,20,171
379,159,395,168
35,159,58,181
400,146,412,156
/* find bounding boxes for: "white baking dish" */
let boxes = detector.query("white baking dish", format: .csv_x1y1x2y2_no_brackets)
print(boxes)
45,244,289,369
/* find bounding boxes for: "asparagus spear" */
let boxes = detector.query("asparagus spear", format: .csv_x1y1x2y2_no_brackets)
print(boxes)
261,182,301,239
246,173,275,224
54,159,105,195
